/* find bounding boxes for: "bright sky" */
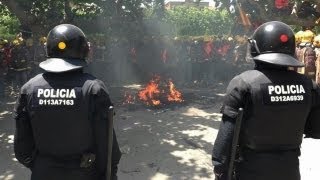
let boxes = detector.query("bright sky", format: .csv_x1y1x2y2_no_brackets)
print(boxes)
164,0,216,6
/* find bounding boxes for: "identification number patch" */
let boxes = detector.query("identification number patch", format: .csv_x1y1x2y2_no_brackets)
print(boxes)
262,83,307,105
32,87,82,109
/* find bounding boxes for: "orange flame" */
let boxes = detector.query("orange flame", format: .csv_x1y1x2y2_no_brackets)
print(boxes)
167,80,183,102
138,76,183,106
138,76,161,106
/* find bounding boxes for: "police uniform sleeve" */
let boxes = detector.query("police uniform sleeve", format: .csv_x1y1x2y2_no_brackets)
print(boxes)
212,75,249,177
13,90,36,169
90,80,122,179
304,82,320,138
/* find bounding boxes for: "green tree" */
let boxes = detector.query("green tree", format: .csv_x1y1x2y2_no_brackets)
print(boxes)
0,14,19,39
0,3,19,39
0,0,147,38
165,6,233,36
215,0,320,29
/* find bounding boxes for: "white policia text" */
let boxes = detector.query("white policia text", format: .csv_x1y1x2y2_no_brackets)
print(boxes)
37,88,77,106
268,85,305,102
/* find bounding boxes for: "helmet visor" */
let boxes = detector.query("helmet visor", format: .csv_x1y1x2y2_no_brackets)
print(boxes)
253,53,304,67
39,58,87,73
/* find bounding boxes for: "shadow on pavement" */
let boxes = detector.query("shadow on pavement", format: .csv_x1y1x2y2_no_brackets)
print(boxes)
0,99,31,180
114,84,225,180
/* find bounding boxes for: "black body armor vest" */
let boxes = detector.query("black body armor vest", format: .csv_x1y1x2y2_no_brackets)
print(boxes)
24,72,97,156
239,70,313,151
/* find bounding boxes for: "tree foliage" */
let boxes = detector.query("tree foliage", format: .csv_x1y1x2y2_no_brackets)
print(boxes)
3,0,320,40
0,0,233,40
215,0,320,28
0,0,146,37
165,7,232,36
0,14,19,39
0,3,19,38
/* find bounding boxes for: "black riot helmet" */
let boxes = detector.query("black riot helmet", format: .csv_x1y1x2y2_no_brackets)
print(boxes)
249,21,304,67
39,24,89,73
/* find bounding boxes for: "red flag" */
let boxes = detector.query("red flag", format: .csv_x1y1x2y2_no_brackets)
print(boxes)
130,47,137,63
237,3,251,27
204,41,213,59
161,49,168,64
275,0,289,9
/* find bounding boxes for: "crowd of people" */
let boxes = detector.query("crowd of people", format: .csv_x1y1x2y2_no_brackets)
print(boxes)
0,33,46,100
295,29,320,84
88,35,254,86
0,32,254,100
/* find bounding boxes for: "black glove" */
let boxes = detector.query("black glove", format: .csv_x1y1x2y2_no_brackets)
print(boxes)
214,172,227,180
100,174,117,180
214,166,227,180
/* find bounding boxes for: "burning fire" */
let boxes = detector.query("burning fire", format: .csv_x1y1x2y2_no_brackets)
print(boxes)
122,76,183,106
137,76,183,106
138,76,161,106
167,79,183,103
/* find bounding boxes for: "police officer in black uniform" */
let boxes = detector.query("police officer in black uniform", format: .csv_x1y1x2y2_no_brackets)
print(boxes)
14,24,121,180
212,21,320,180
10,38,31,91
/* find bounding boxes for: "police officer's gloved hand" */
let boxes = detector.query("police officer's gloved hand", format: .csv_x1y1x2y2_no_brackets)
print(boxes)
214,172,227,180
111,174,118,180
100,173,118,180
304,134,311,138
214,166,227,180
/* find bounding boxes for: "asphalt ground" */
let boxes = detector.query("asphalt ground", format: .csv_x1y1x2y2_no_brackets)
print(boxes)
1,85,320,180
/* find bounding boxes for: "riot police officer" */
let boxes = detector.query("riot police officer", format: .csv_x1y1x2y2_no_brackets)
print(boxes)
212,21,320,180
13,24,121,180
10,37,31,91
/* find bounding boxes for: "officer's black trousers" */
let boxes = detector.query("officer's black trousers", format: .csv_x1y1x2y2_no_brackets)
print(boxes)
31,156,102,180
236,150,300,180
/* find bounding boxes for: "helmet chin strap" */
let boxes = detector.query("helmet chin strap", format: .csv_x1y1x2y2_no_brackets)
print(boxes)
248,38,261,54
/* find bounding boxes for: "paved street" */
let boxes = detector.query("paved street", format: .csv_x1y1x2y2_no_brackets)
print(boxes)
1,92,320,180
